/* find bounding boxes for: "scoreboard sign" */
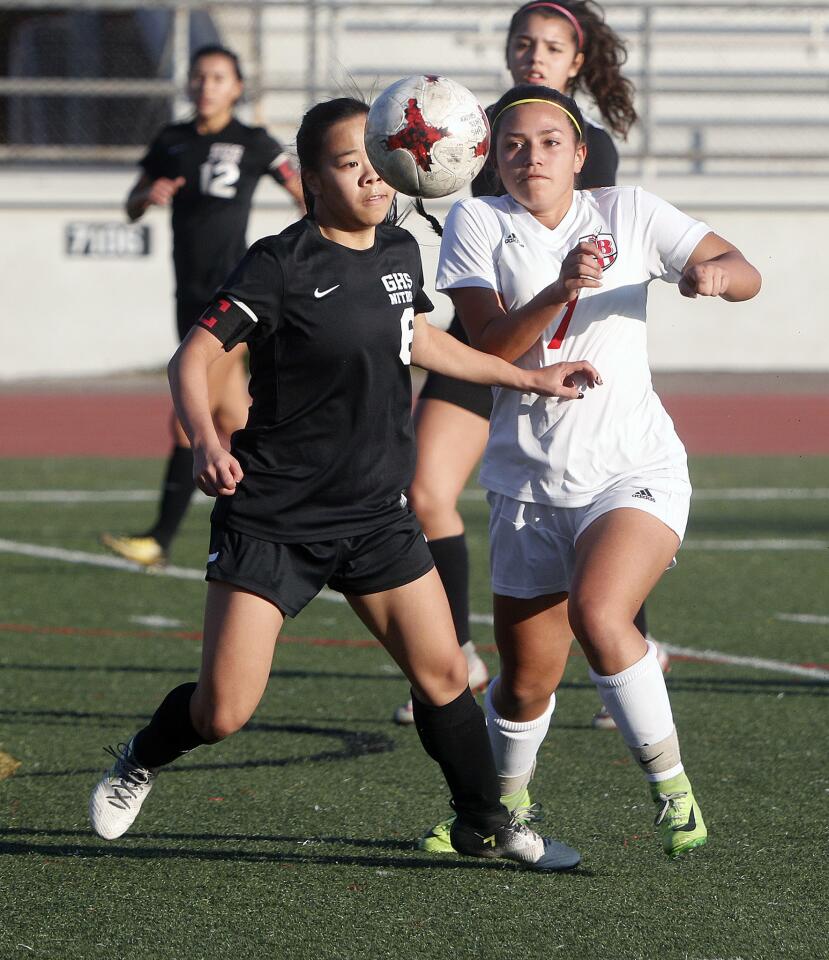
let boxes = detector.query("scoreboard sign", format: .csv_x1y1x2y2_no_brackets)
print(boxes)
65,221,151,258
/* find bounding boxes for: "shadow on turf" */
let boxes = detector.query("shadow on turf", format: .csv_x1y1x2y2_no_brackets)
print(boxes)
0,829,595,875
0,714,397,778
0,662,408,684
664,676,828,696
5,664,826,699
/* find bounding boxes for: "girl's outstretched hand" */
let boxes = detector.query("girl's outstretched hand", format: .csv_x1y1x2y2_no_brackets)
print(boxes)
530,361,602,399
194,444,244,497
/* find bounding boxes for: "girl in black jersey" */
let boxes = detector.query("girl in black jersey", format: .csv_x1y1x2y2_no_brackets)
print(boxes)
88,97,601,872
396,0,653,728
102,45,304,569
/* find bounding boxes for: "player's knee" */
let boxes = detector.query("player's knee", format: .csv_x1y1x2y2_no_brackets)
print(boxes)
413,650,469,705
497,670,555,717
569,593,619,645
407,478,454,529
191,702,250,743
213,406,247,438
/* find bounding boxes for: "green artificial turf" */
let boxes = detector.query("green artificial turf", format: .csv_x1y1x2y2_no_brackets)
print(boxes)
1,456,826,959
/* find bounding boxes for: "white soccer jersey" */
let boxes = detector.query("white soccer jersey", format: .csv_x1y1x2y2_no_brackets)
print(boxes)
436,187,711,506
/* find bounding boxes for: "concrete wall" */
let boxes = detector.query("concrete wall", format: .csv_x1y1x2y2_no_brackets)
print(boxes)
0,167,825,380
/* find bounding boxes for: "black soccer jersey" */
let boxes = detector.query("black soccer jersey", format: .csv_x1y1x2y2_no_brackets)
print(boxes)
197,218,434,543
471,108,618,197
141,118,295,306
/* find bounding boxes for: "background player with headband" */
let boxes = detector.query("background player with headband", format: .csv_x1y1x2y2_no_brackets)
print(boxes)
102,45,304,569
396,0,651,729
88,96,600,872
421,84,761,859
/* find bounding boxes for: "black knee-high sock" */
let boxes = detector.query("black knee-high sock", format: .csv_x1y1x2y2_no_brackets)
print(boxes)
428,534,470,647
634,604,648,639
131,682,205,769
148,446,196,550
412,687,506,831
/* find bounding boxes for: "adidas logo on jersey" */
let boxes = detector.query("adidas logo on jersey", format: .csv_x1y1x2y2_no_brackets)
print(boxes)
504,232,524,247
632,488,656,502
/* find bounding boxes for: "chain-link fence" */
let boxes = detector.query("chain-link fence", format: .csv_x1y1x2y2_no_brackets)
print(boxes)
1,0,828,174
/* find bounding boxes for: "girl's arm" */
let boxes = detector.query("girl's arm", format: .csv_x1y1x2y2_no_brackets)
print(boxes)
411,313,600,400
167,327,244,497
126,172,186,222
446,241,604,363
678,232,762,301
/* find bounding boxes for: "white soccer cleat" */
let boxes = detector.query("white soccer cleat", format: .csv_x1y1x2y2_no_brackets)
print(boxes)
89,739,157,840
653,639,671,673
466,646,490,693
393,698,415,725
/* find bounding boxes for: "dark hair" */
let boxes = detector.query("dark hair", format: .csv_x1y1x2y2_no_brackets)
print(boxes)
189,45,244,82
295,97,370,217
506,1,636,138
491,84,585,143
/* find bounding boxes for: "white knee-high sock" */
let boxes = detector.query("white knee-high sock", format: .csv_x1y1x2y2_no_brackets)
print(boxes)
484,678,556,795
589,639,683,782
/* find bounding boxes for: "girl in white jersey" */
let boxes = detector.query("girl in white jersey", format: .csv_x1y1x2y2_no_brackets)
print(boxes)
397,0,662,732
425,84,761,860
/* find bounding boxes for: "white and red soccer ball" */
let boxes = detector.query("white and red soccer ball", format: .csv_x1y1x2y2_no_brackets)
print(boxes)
365,75,490,199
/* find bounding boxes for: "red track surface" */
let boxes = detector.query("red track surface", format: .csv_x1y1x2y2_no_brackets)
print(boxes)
0,391,827,457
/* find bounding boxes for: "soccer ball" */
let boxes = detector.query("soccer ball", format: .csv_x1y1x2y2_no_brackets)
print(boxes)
365,75,490,199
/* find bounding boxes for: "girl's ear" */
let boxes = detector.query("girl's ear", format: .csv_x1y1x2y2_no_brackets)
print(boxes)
303,170,321,198
567,51,585,80
574,140,587,175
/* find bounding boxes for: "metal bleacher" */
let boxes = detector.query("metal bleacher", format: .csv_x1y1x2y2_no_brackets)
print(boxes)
1,0,828,177
240,0,829,178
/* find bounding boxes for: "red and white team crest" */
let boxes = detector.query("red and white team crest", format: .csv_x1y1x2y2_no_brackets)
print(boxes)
580,231,618,269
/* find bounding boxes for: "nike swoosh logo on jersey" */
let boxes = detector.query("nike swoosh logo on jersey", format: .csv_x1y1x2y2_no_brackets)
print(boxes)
314,285,340,299
207,552,219,563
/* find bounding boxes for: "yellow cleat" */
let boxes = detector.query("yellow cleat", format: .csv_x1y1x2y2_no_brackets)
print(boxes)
651,772,708,859
100,533,166,568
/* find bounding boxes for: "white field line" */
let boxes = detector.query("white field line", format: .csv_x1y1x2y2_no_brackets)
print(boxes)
0,537,826,682
654,644,829,681
683,538,828,551
129,615,186,628
0,538,343,603
3,487,829,505
776,613,829,625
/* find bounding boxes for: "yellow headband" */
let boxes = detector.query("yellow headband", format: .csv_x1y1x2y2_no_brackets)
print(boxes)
492,98,582,139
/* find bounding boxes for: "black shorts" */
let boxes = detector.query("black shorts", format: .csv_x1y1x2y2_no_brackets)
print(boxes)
418,315,493,421
204,510,435,617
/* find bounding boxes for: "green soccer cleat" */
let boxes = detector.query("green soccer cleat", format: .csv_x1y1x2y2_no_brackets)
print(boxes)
651,771,708,859
419,786,538,854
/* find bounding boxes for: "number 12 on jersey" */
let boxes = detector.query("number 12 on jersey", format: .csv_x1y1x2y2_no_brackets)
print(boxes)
547,297,577,350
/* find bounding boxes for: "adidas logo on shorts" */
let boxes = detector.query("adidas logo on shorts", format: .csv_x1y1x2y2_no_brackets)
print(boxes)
632,488,656,502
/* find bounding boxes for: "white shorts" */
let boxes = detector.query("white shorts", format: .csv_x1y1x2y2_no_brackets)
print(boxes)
488,476,692,599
